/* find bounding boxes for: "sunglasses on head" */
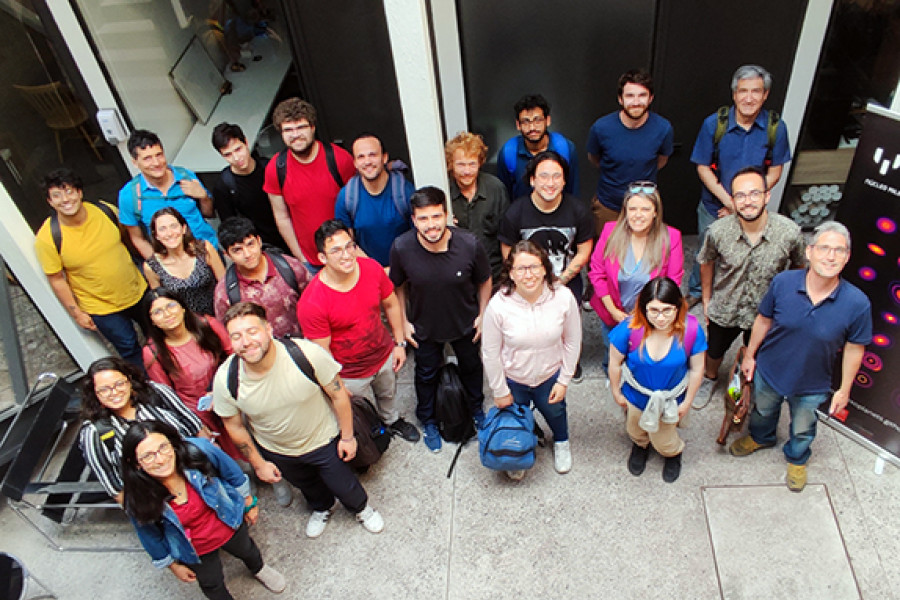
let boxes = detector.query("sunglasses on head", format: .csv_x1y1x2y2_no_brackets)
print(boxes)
628,181,658,195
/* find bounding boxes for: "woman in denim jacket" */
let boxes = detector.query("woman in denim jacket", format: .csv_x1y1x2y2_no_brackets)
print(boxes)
121,420,285,599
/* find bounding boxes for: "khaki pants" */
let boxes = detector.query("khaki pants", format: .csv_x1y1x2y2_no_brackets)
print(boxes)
591,197,621,239
626,403,685,457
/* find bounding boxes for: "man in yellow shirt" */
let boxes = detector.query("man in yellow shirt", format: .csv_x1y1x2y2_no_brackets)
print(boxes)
34,168,149,369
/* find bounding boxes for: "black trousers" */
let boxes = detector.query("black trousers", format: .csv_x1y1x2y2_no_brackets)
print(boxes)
259,438,368,513
188,521,263,600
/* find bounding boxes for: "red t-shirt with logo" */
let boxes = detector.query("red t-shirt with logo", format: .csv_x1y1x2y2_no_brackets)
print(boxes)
298,257,394,379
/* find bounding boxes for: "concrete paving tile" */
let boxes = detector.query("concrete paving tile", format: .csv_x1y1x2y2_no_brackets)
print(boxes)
703,484,860,600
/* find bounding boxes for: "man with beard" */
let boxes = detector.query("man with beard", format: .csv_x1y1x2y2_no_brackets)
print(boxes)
687,65,791,305
695,166,805,402
298,220,420,442
264,98,356,274
586,69,674,232
334,133,414,266
730,221,870,492
213,301,385,536
498,151,593,382
389,187,492,453
497,94,579,201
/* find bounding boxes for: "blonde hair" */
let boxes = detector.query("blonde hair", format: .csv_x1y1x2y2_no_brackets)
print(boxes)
444,131,488,171
603,190,670,273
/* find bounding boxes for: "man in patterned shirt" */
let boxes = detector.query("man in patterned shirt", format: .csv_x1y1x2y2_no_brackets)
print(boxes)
696,166,805,399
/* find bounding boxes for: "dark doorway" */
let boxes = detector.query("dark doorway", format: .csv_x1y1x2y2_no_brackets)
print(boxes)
279,1,410,170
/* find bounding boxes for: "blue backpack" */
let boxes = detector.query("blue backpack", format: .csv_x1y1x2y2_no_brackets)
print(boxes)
501,131,572,175
478,404,537,471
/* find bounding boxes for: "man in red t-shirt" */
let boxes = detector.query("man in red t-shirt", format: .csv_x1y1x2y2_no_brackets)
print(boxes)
298,220,419,442
264,98,356,273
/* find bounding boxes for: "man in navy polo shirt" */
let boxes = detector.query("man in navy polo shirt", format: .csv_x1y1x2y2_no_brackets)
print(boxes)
730,221,871,492
118,129,218,258
687,65,791,305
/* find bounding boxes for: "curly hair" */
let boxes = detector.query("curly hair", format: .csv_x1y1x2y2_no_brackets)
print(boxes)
272,97,317,130
444,132,488,171
81,357,162,421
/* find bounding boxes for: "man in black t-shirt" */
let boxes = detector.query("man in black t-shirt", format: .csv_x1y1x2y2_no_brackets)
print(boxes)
389,187,492,454
498,150,593,381
211,123,289,252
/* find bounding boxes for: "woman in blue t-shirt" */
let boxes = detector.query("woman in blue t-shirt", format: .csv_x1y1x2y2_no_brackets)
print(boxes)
607,276,706,482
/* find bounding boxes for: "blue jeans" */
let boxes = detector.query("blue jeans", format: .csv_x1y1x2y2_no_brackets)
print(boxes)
599,321,613,376
90,289,150,371
413,331,484,426
748,372,828,465
688,202,718,296
507,370,568,442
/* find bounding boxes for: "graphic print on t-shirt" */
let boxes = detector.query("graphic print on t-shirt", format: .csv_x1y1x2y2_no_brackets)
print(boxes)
520,226,576,276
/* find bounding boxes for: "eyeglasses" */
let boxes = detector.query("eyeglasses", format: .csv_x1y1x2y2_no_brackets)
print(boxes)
326,241,357,257
733,190,765,203
646,306,677,318
535,172,564,182
150,301,182,319
137,441,173,466
628,181,657,195
48,187,80,200
811,244,849,257
511,264,544,276
96,379,130,398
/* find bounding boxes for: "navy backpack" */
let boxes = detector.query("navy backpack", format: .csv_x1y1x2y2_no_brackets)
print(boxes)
478,404,537,471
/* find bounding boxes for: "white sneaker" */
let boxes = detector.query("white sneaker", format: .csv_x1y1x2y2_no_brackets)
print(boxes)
506,470,525,481
356,505,384,534
305,504,335,538
693,377,717,410
554,441,572,474
255,564,286,593
272,479,293,507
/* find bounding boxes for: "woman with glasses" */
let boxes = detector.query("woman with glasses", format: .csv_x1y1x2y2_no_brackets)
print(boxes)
482,240,581,479
142,288,241,460
79,355,205,503
588,181,683,372
122,420,285,599
143,207,225,316
607,276,706,482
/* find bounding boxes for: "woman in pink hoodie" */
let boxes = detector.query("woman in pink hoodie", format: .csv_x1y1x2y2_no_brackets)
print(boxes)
588,182,683,372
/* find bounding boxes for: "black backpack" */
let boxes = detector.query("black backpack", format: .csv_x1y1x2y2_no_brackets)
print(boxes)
226,338,389,470
435,361,476,477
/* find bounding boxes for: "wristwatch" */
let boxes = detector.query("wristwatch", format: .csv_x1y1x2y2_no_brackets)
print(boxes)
395,340,407,348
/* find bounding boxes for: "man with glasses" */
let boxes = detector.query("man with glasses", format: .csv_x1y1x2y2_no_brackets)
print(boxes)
687,65,792,306
264,98,356,274
729,221,871,492
298,220,420,442
389,187,492,453
499,151,594,381
34,168,149,370
497,94,579,201
695,166,805,403
586,69,674,233
213,217,310,339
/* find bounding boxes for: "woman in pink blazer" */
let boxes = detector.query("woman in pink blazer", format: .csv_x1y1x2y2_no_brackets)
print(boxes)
588,182,683,370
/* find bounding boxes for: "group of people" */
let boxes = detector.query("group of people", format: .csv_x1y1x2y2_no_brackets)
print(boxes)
30,63,872,599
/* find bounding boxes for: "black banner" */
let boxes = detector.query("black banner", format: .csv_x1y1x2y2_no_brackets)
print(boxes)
830,105,900,460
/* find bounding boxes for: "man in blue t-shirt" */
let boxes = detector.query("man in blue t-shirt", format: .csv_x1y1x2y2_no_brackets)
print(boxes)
335,133,414,267
687,65,791,304
586,69,674,233
118,129,218,258
497,94,579,201
730,221,871,492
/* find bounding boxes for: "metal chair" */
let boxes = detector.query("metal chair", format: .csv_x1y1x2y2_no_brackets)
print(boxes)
12,82,102,163
0,552,57,599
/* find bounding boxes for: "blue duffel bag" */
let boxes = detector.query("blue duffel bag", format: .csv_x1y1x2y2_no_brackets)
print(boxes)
478,404,537,471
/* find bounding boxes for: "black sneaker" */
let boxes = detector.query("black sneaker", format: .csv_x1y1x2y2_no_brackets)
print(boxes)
662,453,682,483
389,417,420,442
571,363,584,384
628,442,650,476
